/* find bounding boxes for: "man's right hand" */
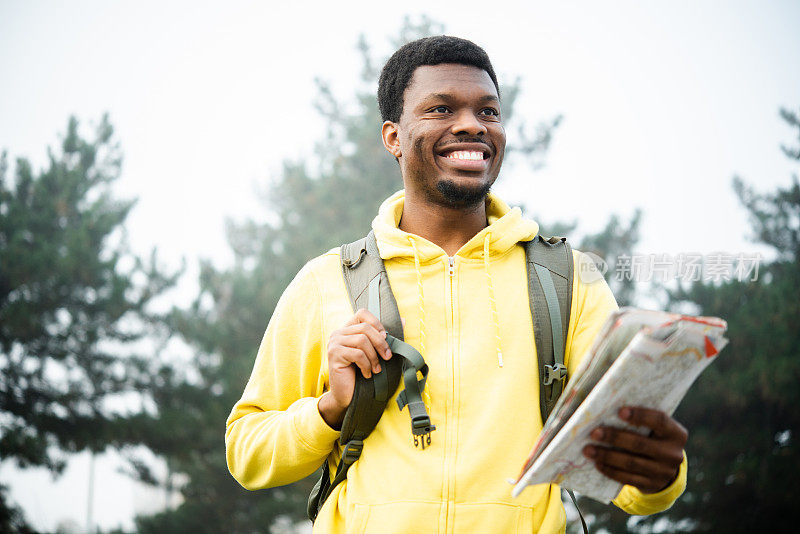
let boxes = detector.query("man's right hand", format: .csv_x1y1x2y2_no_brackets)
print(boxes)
318,309,393,430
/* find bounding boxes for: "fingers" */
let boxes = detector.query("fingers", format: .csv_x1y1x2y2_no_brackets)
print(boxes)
619,406,688,443
329,344,378,379
589,460,670,494
588,426,683,464
351,309,392,359
329,309,393,379
582,444,679,493
583,407,687,494
344,308,386,335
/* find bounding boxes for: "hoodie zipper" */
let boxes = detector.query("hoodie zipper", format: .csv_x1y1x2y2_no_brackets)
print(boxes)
444,256,457,533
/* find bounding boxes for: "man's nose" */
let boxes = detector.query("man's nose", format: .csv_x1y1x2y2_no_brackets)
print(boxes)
450,110,487,136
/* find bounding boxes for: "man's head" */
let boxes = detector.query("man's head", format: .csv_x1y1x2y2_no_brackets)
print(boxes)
378,36,500,124
378,36,506,209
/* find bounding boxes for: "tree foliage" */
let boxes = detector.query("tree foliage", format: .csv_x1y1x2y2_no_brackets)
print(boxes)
0,484,34,534
662,107,800,532
576,210,642,307
0,115,177,530
578,108,800,534
534,207,641,309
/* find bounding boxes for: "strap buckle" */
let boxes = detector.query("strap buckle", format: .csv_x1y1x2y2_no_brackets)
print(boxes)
413,433,433,449
411,416,436,435
341,439,363,464
411,414,435,449
543,363,567,386
402,400,436,449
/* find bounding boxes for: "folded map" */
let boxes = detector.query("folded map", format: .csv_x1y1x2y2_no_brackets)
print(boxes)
511,308,728,503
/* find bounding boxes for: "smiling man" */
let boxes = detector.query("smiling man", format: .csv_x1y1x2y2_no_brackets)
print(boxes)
226,36,688,533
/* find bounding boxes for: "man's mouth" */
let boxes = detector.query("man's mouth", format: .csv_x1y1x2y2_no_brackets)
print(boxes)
437,144,491,171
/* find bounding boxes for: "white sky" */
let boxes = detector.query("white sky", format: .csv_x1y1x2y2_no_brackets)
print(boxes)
2,1,799,531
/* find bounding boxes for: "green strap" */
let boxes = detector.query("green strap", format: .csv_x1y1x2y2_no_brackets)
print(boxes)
310,438,364,521
311,232,437,522
526,236,572,426
530,239,586,533
368,276,389,402
327,440,363,496
368,272,434,446
567,489,589,534
533,263,568,393
391,336,434,444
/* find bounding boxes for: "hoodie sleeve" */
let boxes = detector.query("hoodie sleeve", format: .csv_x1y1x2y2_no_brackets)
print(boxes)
225,262,340,490
565,250,687,515
612,453,688,514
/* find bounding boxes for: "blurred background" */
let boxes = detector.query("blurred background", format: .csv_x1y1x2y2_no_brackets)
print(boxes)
1,1,798,532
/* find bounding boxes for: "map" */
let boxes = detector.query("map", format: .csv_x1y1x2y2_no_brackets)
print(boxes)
511,308,728,503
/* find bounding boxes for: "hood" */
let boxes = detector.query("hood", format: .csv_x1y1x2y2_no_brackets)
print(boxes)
372,190,539,261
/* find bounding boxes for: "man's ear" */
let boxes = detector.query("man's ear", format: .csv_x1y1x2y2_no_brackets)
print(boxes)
381,121,402,159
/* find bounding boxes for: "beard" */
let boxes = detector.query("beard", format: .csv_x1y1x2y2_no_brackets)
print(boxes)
407,136,499,209
434,178,493,208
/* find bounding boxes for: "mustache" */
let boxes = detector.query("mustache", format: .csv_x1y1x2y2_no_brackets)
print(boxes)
436,138,491,150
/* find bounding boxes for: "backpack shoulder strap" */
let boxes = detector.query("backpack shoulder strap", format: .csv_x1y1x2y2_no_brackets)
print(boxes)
527,237,590,534
338,231,406,442
309,231,435,521
340,232,435,443
340,231,404,339
309,231,405,521
524,236,574,426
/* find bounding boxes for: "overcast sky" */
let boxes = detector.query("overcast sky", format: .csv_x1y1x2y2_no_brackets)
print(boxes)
2,1,799,530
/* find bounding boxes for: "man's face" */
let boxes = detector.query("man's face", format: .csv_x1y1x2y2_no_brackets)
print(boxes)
382,63,506,208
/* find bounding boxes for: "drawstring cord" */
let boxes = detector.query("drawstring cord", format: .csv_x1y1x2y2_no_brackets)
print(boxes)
484,233,504,367
407,236,431,407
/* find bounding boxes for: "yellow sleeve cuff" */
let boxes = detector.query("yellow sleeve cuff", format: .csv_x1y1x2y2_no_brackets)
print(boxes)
291,396,341,454
612,451,688,515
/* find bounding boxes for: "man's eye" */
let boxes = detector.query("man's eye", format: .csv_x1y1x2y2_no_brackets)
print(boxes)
430,106,450,113
481,108,500,117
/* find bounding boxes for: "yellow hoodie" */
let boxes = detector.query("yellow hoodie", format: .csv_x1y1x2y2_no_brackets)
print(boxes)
226,191,687,533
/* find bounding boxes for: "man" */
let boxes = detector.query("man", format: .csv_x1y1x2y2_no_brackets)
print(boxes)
226,36,688,533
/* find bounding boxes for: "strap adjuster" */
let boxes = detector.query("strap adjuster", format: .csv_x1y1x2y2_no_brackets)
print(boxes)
543,363,567,386
411,416,435,450
411,416,436,436
341,440,363,464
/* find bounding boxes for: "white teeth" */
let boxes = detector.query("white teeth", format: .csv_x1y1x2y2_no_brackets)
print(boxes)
446,150,484,161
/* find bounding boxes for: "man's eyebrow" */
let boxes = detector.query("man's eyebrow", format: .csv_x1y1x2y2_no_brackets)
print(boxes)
424,93,500,104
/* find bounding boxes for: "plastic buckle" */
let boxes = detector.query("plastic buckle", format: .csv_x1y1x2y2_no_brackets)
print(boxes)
411,417,436,449
543,363,567,386
341,440,363,464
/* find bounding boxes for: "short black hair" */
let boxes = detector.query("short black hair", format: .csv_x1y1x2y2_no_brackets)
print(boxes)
378,36,499,123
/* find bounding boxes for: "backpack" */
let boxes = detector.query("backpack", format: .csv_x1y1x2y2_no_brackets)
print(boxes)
307,230,578,524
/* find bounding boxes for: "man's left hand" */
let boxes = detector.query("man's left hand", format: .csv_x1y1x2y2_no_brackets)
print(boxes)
582,406,687,494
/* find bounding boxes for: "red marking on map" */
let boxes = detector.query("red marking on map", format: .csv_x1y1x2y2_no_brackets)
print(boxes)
663,315,726,329
704,336,719,358
556,457,592,476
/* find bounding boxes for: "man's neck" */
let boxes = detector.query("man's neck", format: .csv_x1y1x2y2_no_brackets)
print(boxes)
398,192,488,257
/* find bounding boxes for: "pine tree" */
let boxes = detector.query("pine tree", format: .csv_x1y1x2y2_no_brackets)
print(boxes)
0,115,177,529
581,108,800,534
662,107,800,532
